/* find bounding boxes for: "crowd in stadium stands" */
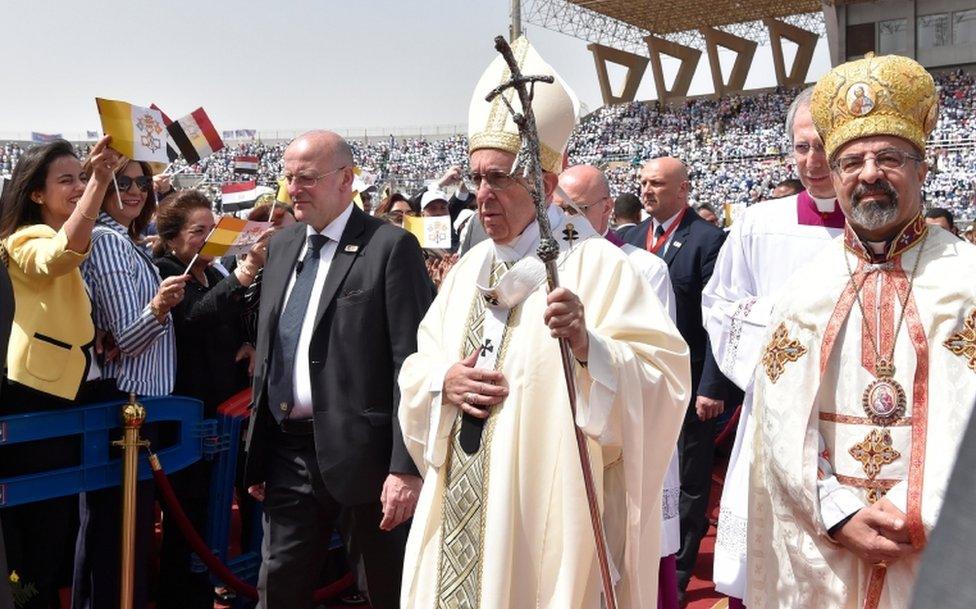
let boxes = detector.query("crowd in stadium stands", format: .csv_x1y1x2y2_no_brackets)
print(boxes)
3,71,974,220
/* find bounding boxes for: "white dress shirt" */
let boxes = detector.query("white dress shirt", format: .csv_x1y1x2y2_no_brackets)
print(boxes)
282,203,355,419
651,208,685,256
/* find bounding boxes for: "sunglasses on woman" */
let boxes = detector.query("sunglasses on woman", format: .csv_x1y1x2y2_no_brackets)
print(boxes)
114,175,153,193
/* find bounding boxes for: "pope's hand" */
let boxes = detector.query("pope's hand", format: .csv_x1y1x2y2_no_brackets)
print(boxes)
544,287,589,362
833,499,918,566
379,473,422,531
443,350,508,419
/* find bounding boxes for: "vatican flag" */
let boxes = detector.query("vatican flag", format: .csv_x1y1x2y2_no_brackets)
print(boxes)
95,98,170,164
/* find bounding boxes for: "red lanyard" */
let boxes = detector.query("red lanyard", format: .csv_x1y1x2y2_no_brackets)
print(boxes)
645,207,687,255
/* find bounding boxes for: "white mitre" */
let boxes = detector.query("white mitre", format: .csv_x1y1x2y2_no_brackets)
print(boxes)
467,36,579,174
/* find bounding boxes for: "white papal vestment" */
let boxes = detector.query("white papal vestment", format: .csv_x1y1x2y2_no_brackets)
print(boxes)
399,206,691,609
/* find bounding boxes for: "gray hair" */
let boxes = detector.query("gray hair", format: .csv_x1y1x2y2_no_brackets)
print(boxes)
785,86,816,144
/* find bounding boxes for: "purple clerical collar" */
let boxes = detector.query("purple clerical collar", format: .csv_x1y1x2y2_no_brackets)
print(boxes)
604,230,625,248
796,190,845,229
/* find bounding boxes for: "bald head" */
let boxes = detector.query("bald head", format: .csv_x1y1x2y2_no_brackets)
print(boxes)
287,130,354,167
554,164,614,234
638,157,690,221
282,130,356,231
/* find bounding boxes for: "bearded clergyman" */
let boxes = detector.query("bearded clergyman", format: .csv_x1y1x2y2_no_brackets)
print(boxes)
747,53,976,608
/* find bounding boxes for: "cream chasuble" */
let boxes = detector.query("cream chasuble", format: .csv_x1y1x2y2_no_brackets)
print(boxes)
747,218,976,609
399,205,691,609
702,192,843,597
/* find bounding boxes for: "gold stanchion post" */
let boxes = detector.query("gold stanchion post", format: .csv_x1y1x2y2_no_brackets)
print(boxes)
113,392,148,609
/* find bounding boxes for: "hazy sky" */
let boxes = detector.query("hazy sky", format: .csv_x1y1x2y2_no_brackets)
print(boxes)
0,0,831,138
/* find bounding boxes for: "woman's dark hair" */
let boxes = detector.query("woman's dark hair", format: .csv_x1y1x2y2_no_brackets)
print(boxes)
152,190,212,258
247,201,294,222
0,140,78,239
99,160,157,240
375,192,415,216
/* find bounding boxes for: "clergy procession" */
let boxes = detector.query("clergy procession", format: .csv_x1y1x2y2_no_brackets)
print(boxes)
3,2,976,609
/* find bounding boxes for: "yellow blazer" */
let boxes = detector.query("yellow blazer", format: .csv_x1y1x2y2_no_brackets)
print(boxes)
4,224,94,400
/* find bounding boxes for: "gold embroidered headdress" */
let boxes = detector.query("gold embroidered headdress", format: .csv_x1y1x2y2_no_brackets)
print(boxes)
467,36,578,174
811,53,939,159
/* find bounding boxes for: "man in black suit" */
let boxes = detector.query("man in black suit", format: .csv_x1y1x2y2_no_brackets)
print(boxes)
612,193,643,242
626,156,731,596
243,131,433,609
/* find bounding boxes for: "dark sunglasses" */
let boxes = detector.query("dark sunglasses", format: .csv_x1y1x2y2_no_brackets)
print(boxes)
114,175,153,193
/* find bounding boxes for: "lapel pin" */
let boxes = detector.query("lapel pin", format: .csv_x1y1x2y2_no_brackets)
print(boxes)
672,241,682,248
344,244,360,253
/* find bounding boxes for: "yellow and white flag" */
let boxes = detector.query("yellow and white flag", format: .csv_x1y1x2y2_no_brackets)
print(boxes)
198,216,271,258
96,98,170,164
402,215,452,249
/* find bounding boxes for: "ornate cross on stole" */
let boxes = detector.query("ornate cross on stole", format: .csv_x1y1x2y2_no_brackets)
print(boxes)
436,258,517,609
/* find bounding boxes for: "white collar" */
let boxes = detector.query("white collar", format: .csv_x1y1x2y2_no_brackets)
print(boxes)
653,208,685,232
306,203,354,243
810,194,837,213
491,204,562,263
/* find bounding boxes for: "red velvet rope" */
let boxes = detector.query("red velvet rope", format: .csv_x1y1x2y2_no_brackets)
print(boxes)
151,457,353,602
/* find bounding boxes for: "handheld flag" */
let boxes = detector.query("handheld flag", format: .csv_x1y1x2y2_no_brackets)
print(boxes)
167,107,224,164
402,215,452,249
234,155,259,175
96,98,169,164
220,181,274,212
276,178,292,204
198,216,271,258
149,103,181,162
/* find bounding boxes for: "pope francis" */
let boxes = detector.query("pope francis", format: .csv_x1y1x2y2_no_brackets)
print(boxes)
397,37,691,609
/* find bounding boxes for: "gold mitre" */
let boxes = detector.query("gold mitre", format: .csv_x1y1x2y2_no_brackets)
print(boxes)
811,53,938,159
468,36,578,174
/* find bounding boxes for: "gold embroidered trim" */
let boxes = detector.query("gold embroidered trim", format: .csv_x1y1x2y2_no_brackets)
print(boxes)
819,412,912,427
944,309,976,373
761,323,807,383
434,260,519,609
835,474,900,504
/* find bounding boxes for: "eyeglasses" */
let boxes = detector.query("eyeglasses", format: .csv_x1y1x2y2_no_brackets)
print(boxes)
561,197,607,216
114,175,152,193
279,165,348,188
793,141,825,156
465,170,517,192
830,148,922,176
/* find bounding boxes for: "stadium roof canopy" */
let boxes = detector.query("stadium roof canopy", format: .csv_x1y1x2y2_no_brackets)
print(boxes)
525,0,860,54
567,0,821,34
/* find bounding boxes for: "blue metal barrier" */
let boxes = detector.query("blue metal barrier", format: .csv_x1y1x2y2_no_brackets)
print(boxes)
0,396,203,507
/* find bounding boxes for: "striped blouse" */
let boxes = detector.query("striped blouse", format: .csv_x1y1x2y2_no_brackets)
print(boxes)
80,214,176,396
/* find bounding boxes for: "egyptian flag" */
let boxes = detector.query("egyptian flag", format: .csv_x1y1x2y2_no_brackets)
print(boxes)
150,103,180,162
220,180,273,212
234,155,259,175
167,108,224,164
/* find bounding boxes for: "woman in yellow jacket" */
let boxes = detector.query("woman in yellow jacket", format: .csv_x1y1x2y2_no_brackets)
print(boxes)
0,136,118,609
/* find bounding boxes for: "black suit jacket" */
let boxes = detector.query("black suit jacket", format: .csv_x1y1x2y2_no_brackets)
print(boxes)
244,206,434,505
627,209,729,400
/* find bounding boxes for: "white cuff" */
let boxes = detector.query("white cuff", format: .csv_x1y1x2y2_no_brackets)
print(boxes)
885,481,908,514
424,362,456,468
574,331,618,439
819,476,866,533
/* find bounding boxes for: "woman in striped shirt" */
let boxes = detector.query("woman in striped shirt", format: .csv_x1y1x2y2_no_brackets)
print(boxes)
74,159,188,609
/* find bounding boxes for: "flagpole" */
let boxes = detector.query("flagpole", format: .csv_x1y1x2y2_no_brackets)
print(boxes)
182,224,219,275
111,173,124,212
